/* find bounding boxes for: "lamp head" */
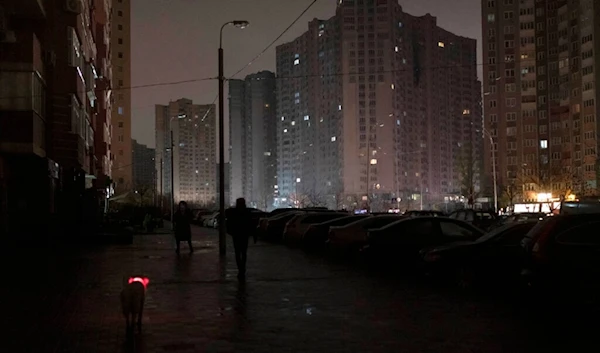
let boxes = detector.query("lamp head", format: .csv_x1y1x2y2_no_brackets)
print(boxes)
233,20,250,29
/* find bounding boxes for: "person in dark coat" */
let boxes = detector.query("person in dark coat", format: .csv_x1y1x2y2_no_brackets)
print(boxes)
173,201,194,254
225,198,256,279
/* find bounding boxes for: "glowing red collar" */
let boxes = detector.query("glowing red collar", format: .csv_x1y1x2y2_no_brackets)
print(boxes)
128,277,149,289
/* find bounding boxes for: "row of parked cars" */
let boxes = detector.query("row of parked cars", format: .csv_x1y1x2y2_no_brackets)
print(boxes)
254,201,600,298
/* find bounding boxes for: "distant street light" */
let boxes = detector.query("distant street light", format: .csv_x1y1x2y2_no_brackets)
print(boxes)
218,20,249,257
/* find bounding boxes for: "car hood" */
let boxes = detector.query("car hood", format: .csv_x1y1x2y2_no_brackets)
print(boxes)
426,241,478,254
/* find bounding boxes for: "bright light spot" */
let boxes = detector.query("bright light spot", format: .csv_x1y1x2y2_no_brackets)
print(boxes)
536,193,552,202
304,115,310,121
291,121,296,126
281,116,285,121
395,46,399,52
370,159,377,165
283,129,288,133
264,151,271,156
438,42,445,48
296,178,301,183
331,136,336,142
391,84,395,89
294,59,300,65
540,139,548,149
195,170,199,174
338,104,342,111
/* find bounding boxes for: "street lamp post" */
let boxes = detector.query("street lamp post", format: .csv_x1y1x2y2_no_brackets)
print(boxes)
219,20,249,257
481,128,498,214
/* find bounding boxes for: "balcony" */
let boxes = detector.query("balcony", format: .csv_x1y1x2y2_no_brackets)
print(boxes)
0,70,46,157
4,0,46,19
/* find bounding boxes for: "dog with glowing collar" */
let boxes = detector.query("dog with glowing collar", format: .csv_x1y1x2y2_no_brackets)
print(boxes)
120,276,149,335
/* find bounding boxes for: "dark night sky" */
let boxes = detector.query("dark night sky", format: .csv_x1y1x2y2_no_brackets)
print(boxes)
131,0,482,151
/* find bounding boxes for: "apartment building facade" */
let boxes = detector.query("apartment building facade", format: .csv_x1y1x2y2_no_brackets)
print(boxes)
0,0,112,237
229,71,277,209
155,99,216,208
482,0,600,202
111,0,132,193
276,0,482,211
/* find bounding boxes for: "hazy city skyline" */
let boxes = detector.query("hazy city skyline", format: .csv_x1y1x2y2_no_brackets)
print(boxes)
131,0,483,149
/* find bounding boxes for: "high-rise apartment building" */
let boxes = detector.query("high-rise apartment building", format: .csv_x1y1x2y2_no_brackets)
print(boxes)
229,71,277,209
1,0,112,236
155,99,216,207
132,139,155,189
276,1,482,211
94,0,114,190
111,0,132,193
482,0,600,202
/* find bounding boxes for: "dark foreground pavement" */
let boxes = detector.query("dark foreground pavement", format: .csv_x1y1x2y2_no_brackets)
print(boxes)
1,226,599,353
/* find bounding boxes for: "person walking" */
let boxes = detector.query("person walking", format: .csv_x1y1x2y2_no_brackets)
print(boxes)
225,198,256,279
173,201,194,254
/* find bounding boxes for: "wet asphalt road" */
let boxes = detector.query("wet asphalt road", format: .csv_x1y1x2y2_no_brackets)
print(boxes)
1,226,598,352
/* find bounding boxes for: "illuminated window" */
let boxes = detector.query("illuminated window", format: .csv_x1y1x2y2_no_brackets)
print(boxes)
394,46,399,52
303,115,309,121
540,140,548,149
463,109,470,115
294,59,300,65
370,159,377,165
283,129,288,133
118,107,123,115
438,42,445,48
331,136,336,142
291,121,296,126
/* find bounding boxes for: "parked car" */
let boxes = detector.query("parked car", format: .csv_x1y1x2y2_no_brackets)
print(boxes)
193,210,213,225
203,212,220,228
489,212,545,230
262,211,304,241
364,217,484,268
521,213,600,296
403,210,446,217
283,212,347,245
302,215,371,249
200,212,217,227
421,220,538,288
449,209,497,230
327,215,404,254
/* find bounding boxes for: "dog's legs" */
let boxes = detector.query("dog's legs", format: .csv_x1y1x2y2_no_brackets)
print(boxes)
137,306,143,333
125,314,131,336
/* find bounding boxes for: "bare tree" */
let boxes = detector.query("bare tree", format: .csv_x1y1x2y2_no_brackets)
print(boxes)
499,181,519,209
457,142,480,207
135,184,155,206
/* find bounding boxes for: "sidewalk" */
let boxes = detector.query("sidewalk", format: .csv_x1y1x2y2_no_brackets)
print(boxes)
1,226,567,353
